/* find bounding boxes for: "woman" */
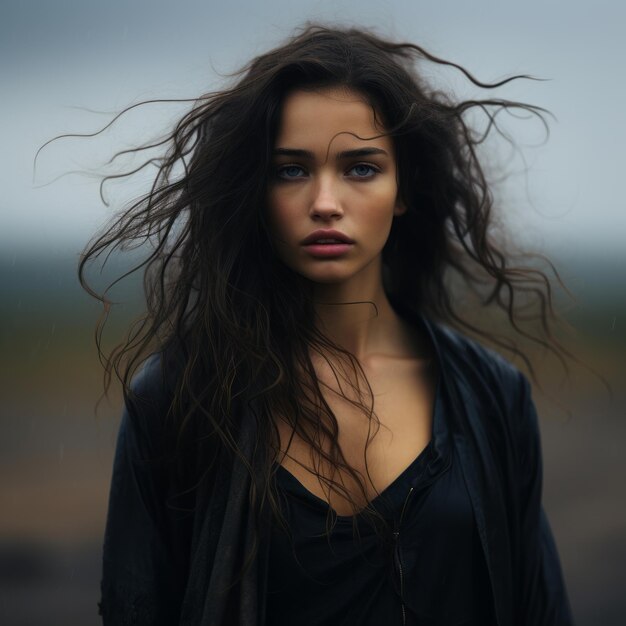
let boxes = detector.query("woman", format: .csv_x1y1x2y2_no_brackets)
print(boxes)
86,24,574,625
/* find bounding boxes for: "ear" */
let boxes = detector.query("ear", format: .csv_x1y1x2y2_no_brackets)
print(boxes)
393,197,407,217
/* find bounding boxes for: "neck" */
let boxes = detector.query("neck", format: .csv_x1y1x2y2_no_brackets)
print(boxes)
310,266,408,363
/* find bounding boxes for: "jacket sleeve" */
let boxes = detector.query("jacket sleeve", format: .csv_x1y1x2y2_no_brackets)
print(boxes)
516,373,574,626
98,355,188,625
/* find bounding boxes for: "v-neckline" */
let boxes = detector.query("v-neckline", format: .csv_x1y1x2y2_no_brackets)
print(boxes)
273,372,442,520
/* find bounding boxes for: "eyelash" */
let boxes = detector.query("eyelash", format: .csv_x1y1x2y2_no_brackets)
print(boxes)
275,163,380,181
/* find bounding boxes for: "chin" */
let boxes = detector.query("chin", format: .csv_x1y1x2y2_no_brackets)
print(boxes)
301,272,351,285
292,257,378,287
287,263,351,284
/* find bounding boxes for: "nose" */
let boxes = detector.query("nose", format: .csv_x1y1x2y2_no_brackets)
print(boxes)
309,174,343,220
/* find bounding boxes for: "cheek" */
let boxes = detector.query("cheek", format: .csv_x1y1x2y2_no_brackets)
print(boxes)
266,194,294,242
365,188,399,225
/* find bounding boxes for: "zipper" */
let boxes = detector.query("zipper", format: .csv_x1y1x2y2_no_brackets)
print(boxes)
393,486,414,625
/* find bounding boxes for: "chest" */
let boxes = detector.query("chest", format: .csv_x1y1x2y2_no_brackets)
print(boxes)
273,357,438,516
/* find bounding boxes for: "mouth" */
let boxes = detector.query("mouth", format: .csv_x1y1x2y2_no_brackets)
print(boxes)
302,241,353,258
301,230,355,245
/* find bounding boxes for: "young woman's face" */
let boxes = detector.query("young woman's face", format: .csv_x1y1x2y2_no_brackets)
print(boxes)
266,86,405,286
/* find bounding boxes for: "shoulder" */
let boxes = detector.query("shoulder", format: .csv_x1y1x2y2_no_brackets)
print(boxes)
127,336,187,407
123,342,187,457
427,317,529,418
129,339,186,399
430,318,524,385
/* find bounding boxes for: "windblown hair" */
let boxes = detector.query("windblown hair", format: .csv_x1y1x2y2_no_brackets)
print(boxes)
77,23,580,582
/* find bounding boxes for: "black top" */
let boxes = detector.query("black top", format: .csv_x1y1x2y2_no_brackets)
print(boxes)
266,374,494,625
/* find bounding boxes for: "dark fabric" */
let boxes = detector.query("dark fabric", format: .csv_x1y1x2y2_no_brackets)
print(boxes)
98,304,575,625
266,373,493,625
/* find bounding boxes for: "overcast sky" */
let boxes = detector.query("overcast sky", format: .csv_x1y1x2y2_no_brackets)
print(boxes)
2,0,624,259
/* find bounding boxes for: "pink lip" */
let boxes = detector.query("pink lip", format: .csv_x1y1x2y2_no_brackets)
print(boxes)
303,243,353,258
301,229,354,245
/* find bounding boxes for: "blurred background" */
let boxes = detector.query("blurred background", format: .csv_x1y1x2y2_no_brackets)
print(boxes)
1,1,624,624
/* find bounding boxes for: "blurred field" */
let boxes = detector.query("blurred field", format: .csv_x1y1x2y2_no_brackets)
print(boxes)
0,249,624,625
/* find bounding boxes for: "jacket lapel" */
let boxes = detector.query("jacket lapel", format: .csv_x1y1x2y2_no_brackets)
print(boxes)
419,314,513,626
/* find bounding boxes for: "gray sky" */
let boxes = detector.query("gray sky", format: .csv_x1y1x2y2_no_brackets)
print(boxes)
2,0,625,258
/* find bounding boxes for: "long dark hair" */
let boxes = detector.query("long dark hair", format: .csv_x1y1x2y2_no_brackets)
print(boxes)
76,23,582,580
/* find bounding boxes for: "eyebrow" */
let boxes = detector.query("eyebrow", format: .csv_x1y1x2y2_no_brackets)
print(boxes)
272,147,389,159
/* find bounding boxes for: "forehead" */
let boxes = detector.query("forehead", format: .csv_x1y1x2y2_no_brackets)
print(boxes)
274,86,391,152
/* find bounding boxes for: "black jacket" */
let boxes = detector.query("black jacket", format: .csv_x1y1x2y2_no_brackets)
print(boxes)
98,308,574,625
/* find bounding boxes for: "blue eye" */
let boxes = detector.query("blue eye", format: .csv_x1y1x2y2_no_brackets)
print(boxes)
349,164,378,178
274,163,378,180
277,165,306,179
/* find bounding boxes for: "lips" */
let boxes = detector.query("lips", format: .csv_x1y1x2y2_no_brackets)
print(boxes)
301,229,355,245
